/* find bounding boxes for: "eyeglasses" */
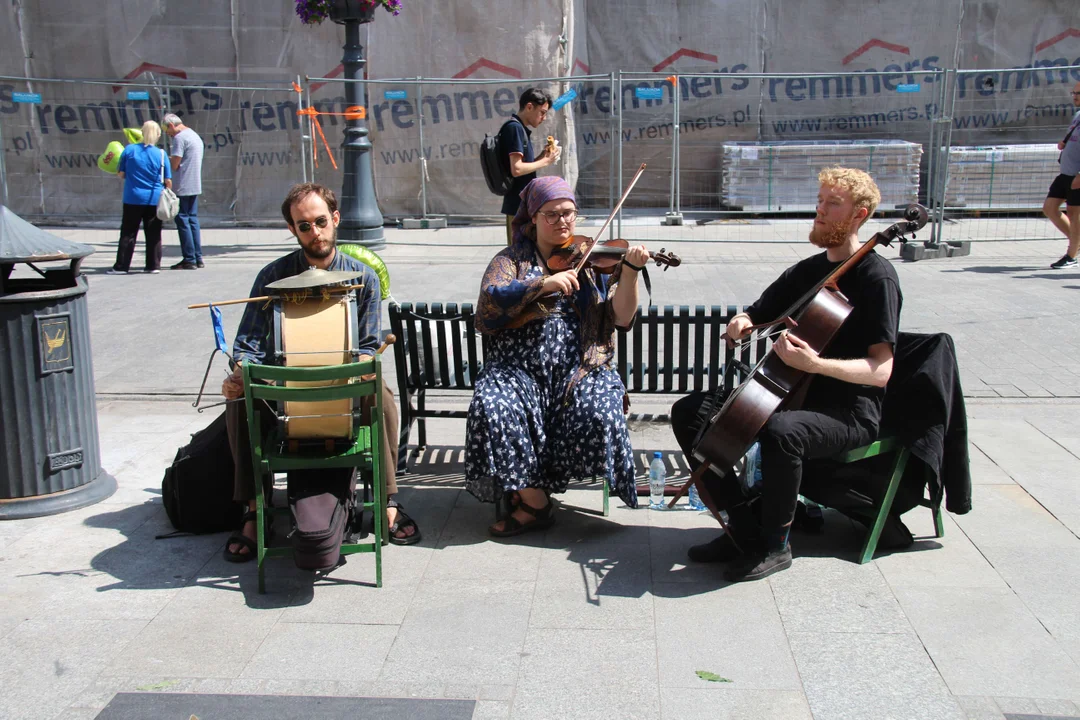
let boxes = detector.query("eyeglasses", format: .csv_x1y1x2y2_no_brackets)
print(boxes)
538,209,577,225
295,216,330,233
1072,92,1080,97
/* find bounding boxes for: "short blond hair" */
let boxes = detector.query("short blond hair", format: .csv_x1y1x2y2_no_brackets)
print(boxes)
818,167,881,226
141,120,161,146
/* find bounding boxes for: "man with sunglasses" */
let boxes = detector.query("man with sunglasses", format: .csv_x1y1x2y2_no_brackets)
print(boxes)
1044,82,1080,269
219,183,421,563
500,88,561,243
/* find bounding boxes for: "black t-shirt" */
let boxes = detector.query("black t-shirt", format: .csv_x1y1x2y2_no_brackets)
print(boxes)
499,115,535,215
745,249,902,430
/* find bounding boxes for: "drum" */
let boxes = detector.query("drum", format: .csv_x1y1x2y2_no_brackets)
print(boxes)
275,293,357,439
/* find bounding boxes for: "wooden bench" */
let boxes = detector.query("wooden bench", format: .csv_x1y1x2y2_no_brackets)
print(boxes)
388,302,764,474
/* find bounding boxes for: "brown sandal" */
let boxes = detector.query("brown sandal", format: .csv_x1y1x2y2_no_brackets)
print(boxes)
489,498,555,537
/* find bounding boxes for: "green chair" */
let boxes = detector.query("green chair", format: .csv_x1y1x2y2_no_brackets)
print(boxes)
834,436,944,564
243,358,386,594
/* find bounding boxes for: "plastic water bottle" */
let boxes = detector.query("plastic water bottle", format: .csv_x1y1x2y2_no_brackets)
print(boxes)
687,480,706,511
742,442,763,493
648,452,666,509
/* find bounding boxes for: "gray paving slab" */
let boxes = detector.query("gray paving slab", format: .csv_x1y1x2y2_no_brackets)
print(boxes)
967,417,1080,535
653,581,802,691
529,543,653,630
875,513,1009,590
511,628,660,720
377,580,534,685
103,584,286,679
239,622,399,682
893,586,1080,701
789,630,966,720
768,555,912,634
658,688,813,720
0,618,147,720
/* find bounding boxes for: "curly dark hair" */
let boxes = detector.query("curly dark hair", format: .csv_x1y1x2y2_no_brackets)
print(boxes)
281,183,338,226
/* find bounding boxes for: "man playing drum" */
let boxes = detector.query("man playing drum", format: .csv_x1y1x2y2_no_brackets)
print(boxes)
670,168,901,582
220,182,420,562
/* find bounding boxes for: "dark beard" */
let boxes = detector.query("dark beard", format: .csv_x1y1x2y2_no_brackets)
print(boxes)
302,231,336,260
809,219,854,248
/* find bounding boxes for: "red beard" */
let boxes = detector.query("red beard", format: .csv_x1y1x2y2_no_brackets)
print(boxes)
809,219,854,248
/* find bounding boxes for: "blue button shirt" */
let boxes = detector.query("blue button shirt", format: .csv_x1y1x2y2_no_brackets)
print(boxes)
233,248,382,366
117,143,171,206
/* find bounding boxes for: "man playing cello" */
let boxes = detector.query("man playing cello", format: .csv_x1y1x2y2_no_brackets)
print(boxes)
670,167,902,582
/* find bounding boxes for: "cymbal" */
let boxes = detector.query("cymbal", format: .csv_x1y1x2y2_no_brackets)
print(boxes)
266,268,364,291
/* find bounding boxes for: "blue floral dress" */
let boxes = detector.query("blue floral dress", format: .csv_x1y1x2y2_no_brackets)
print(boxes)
465,264,638,507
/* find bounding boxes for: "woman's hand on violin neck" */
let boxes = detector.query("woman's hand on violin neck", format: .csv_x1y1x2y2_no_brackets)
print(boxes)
623,244,650,269
543,269,580,297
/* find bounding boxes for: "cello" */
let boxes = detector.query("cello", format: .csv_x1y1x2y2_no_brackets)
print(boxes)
669,204,928,519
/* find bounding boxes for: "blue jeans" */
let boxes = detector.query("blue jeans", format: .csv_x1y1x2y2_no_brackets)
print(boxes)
175,195,202,264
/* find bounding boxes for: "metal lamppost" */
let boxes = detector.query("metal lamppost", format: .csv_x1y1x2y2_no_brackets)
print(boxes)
331,1,385,249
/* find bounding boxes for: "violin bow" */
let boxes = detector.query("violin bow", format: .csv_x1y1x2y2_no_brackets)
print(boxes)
572,163,647,274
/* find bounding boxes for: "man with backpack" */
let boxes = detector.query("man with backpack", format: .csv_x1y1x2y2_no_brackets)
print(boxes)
499,88,561,243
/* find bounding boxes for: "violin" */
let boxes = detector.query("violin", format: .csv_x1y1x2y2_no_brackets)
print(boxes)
546,235,681,273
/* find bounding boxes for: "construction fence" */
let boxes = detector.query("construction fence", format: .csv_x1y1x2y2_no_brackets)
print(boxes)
1,65,1078,244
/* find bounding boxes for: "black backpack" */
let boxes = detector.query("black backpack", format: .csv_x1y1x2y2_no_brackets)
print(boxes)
159,411,243,536
480,120,515,196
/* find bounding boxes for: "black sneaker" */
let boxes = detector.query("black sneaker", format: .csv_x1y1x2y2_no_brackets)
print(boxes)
170,261,197,270
724,546,792,582
196,260,205,268
1050,254,1077,269
687,533,742,563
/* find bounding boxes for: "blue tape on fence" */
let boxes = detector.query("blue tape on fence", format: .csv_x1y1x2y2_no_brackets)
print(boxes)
126,90,150,101
12,92,41,103
383,90,407,100
635,87,664,100
896,84,920,93
210,306,229,355
551,88,577,111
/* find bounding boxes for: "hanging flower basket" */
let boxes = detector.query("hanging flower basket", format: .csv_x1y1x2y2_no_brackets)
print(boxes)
296,0,401,25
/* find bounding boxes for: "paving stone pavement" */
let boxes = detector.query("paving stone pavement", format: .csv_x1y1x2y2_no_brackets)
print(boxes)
1,222,1079,719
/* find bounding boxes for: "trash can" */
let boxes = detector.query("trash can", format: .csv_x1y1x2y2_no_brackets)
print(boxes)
0,205,116,518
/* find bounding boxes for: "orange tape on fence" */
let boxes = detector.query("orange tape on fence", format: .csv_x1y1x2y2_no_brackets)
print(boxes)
294,99,368,170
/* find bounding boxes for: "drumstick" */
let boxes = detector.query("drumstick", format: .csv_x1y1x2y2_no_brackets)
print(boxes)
187,284,364,309
376,334,396,355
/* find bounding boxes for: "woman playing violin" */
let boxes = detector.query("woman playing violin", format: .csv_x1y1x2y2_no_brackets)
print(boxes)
466,176,650,535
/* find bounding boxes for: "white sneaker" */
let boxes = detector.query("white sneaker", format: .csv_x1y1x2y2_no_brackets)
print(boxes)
145,269,161,274
106,269,128,275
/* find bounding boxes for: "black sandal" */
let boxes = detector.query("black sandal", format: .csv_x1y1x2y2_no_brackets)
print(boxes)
489,498,555,537
223,510,259,563
387,498,422,546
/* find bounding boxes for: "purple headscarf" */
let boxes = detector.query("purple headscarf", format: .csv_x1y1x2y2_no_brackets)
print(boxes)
510,176,577,245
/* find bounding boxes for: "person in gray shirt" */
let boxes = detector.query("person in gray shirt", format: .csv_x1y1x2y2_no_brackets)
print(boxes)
164,113,205,269
1044,82,1080,269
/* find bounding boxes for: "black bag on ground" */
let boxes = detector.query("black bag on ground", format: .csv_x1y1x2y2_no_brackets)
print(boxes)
287,469,355,571
480,120,514,196
160,411,242,535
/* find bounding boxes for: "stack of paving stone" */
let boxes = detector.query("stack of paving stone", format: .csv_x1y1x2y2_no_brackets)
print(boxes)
720,140,922,212
943,144,1057,209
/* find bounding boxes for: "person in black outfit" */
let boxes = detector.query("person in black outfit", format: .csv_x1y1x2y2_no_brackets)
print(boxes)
671,167,902,582
500,88,560,243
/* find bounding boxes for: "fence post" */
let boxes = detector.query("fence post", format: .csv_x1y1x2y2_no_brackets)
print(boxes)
297,74,308,183
417,76,428,219
616,71,623,239
0,115,7,207
664,75,683,225
607,72,616,239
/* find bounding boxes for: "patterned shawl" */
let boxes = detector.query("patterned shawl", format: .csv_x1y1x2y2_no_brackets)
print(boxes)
476,177,629,392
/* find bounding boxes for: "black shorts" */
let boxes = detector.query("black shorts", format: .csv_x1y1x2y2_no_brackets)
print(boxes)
1047,174,1080,206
